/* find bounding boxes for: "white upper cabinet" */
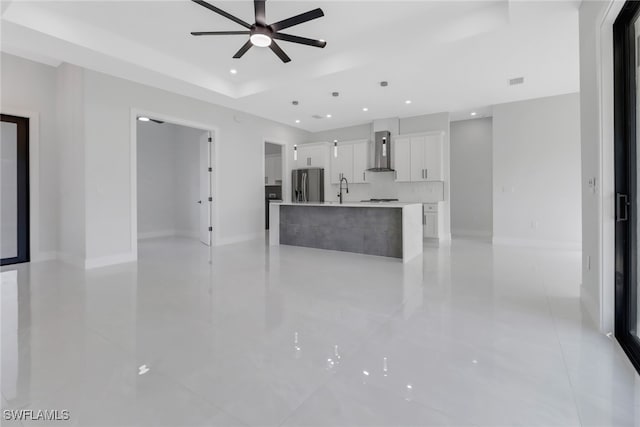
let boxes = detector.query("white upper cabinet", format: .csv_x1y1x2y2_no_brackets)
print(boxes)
423,134,443,181
352,141,369,184
410,136,426,181
330,140,369,184
394,137,411,182
294,144,327,169
330,144,353,184
394,132,443,182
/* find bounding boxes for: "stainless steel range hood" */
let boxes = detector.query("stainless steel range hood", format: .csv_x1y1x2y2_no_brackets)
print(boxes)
367,131,394,172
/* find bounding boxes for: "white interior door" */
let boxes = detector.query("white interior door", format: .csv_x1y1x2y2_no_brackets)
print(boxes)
199,133,211,246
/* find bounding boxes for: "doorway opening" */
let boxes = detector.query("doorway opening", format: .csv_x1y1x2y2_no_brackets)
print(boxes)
136,118,213,252
264,142,284,230
1,114,29,265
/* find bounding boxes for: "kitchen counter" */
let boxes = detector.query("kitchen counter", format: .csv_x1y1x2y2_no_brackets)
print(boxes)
269,201,422,263
273,201,420,208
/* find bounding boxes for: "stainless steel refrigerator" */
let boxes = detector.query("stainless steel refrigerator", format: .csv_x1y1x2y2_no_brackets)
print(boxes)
291,168,324,202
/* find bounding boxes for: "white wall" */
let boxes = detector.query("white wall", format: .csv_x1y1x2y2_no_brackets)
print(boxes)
56,62,86,265
310,123,372,142
82,68,310,263
1,53,59,260
579,0,621,332
137,122,177,238
493,93,582,249
450,118,493,238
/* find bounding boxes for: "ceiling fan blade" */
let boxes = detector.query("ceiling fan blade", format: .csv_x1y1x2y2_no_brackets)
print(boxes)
254,0,266,25
191,31,250,36
191,0,252,29
269,40,291,63
270,8,324,32
233,40,254,58
272,33,326,48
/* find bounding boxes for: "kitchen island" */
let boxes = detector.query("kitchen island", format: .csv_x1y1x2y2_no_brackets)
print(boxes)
269,202,423,263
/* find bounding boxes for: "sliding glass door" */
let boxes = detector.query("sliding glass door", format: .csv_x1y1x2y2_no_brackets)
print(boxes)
614,0,640,373
0,114,29,265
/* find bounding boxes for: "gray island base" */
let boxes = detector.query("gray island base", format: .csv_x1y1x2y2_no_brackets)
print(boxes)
269,202,423,263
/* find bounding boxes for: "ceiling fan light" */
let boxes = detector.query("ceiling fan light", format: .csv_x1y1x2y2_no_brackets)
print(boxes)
250,33,272,47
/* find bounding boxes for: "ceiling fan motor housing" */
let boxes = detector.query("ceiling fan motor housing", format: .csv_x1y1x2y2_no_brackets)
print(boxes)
251,25,272,38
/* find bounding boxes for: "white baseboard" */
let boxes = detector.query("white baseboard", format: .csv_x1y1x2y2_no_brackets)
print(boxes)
30,251,58,262
57,251,85,268
138,230,176,240
217,232,264,246
84,252,137,269
492,237,581,251
452,229,492,239
138,230,200,240
174,230,200,239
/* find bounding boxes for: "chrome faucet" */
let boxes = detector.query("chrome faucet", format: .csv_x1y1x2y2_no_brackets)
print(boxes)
338,176,349,204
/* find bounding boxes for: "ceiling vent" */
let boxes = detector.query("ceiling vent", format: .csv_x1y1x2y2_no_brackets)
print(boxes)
509,77,525,86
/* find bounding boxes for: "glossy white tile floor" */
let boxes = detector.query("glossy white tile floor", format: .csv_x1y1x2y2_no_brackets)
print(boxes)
2,237,640,426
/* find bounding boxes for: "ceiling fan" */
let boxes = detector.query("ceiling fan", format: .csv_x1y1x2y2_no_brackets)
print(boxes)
190,0,327,63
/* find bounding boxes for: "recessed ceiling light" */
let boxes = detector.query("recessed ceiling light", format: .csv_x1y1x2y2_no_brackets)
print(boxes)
363,107,369,112
326,114,332,118
470,112,477,116
333,139,338,143
138,116,150,122
295,119,300,123
230,69,237,74
405,100,412,105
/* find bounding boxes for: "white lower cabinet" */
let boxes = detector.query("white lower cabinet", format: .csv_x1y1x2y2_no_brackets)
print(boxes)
423,203,443,239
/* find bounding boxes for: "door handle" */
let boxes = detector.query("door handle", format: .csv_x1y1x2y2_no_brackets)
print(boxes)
617,193,630,222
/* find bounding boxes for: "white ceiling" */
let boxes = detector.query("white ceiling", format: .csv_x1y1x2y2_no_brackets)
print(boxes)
1,0,580,132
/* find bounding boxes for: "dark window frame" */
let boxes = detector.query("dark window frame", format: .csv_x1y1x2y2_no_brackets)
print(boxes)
1,114,30,265
614,0,640,374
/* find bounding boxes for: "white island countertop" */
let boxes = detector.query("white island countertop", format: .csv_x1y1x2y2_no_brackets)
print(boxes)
270,201,421,209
